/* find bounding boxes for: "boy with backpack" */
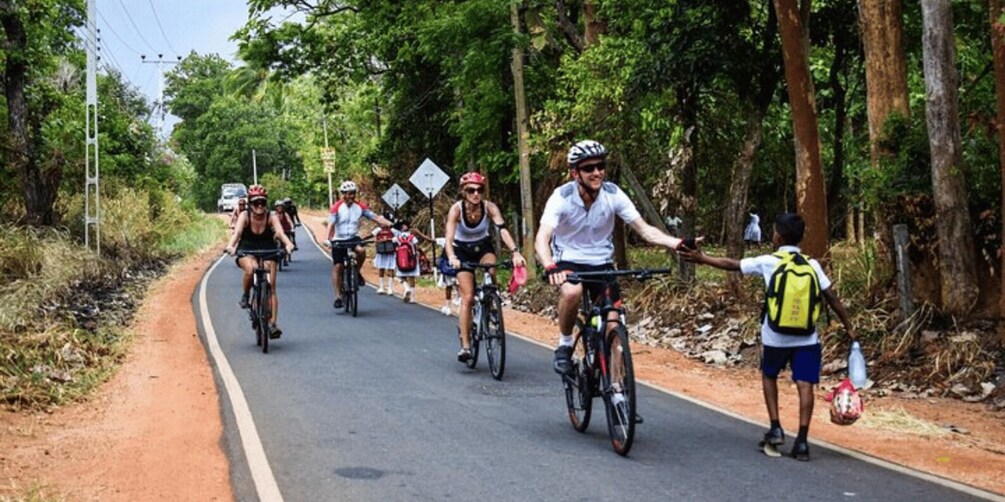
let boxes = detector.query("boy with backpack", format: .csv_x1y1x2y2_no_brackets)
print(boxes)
680,213,857,461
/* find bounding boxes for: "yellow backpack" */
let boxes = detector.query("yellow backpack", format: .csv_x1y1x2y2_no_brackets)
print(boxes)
763,251,822,336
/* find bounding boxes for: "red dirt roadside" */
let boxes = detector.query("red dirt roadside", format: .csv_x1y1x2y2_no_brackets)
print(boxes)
0,212,1001,500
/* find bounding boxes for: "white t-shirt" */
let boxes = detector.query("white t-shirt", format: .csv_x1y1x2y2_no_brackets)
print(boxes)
540,181,641,265
739,245,832,348
328,200,377,240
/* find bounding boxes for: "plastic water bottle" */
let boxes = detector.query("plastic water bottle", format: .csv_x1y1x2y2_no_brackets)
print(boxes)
848,341,867,389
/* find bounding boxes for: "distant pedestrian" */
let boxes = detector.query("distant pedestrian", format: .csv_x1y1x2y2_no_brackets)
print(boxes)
680,213,857,462
435,238,459,316
744,209,762,246
373,219,397,295
665,214,683,237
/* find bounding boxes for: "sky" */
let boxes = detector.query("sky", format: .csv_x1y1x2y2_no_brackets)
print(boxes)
86,0,263,137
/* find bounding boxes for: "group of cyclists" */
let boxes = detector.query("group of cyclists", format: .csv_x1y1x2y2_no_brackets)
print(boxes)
225,140,688,371
221,139,860,461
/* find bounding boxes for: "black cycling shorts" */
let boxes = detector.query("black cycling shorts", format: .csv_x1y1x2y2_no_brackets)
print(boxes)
555,261,621,305
330,236,363,264
454,237,495,272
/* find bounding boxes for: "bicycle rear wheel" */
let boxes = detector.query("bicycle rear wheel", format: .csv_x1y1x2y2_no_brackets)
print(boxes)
259,282,272,354
604,324,636,456
484,293,506,380
564,328,593,432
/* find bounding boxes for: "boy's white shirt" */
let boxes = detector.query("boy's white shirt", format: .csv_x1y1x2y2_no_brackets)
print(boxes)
739,245,832,348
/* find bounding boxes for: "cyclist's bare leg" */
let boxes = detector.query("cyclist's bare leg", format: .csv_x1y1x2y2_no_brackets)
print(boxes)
606,308,623,379
481,252,498,283
557,282,583,337
333,262,344,300
237,256,256,295
266,260,279,325
354,246,366,282
456,270,476,350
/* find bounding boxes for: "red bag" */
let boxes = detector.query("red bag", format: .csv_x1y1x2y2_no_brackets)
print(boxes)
508,265,527,294
825,378,864,426
396,234,417,272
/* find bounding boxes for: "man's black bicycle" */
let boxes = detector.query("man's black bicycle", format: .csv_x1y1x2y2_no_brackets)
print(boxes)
460,261,511,380
561,268,672,456
238,249,286,354
331,238,372,317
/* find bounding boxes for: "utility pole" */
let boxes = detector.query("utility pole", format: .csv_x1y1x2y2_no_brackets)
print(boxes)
323,117,333,206
141,53,181,139
510,1,535,274
85,0,100,254
252,149,258,185
83,0,99,253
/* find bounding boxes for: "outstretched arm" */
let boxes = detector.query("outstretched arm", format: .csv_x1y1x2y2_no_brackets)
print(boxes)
678,248,741,271
628,219,684,251
823,289,857,341
487,202,525,267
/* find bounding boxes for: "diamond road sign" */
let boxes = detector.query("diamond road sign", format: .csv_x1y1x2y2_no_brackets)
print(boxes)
381,184,410,210
409,158,449,199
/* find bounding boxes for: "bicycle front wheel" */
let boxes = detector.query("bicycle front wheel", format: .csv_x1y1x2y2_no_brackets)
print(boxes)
343,266,354,314
564,328,593,432
484,293,506,380
259,282,272,354
466,309,480,369
604,324,636,456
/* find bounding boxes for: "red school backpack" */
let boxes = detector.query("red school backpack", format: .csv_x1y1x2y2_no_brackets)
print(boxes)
396,233,418,272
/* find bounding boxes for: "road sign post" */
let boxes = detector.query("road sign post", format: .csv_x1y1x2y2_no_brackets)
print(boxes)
381,184,410,220
409,158,450,273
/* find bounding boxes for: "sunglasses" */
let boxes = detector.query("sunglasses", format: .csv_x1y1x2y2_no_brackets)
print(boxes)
465,187,484,195
577,162,606,174
250,200,267,207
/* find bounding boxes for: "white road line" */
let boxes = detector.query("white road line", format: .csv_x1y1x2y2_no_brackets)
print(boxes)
198,255,284,502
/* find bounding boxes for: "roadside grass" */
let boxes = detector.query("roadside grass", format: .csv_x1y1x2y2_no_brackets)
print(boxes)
0,484,62,502
0,189,225,411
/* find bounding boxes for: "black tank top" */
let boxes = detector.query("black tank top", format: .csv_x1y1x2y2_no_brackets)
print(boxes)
238,212,278,251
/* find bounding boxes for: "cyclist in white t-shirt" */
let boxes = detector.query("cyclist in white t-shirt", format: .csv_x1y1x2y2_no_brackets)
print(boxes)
535,140,691,376
323,180,394,309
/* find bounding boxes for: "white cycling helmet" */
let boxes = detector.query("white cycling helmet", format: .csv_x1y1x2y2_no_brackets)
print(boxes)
567,139,608,168
339,180,358,193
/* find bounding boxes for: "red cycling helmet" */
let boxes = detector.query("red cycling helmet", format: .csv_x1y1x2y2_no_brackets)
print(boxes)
459,172,486,186
248,184,267,202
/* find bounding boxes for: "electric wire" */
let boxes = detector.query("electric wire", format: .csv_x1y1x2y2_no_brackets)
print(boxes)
147,0,180,58
116,0,158,54
96,8,143,56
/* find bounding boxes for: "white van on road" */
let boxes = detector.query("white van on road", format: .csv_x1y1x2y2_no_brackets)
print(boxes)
217,183,248,212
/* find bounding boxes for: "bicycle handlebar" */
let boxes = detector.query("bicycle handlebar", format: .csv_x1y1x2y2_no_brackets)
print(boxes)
566,267,674,283
235,249,287,259
459,260,513,270
328,237,374,249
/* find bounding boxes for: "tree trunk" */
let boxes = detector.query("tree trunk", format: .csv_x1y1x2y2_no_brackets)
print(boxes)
858,0,910,262
1,4,57,226
678,87,698,283
827,28,849,235
920,0,980,315
858,0,910,163
774,0,829,259
724,112,766,294
988,0,1005,342
510,1,536,276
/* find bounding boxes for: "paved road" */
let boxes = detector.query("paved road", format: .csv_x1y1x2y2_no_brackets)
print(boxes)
195,226,995,502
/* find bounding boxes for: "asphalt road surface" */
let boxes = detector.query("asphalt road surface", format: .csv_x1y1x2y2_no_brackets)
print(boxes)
195,226,996,502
